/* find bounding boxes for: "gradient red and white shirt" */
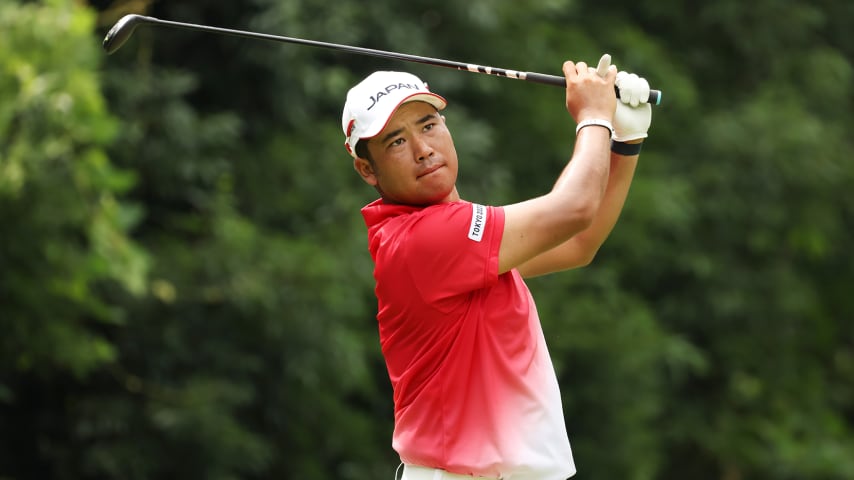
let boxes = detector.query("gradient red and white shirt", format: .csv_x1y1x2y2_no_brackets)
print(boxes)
361,199,575,480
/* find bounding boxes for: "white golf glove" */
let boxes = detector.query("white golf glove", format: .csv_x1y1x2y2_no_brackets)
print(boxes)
613,71,652,142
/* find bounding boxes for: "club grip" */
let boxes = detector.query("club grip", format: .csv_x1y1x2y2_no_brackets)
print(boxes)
525,72,661,105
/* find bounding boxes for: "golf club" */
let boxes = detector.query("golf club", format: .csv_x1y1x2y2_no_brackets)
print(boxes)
104,14,661,105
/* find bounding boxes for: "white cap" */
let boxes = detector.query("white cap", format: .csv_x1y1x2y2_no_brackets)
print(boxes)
342,71,447,158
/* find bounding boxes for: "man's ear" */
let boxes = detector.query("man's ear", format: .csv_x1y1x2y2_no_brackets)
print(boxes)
353,157,378,186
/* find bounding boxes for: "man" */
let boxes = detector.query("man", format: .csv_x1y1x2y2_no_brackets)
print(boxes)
341,54,652,480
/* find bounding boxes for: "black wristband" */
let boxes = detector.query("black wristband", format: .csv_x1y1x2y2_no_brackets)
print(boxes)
611,140,643,156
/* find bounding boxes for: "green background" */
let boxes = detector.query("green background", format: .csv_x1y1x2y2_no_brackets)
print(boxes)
2,0,852,478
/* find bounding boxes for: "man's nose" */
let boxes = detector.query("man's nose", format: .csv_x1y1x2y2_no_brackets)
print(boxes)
413,136,434,162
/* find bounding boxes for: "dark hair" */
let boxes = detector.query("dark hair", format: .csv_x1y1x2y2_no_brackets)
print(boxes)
355,140,372,163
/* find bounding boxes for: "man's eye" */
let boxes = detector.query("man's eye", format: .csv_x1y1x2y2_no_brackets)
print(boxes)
424,123,435,131
390,138,404,147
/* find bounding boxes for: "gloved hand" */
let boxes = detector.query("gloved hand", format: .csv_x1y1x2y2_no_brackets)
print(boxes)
613,71,652,142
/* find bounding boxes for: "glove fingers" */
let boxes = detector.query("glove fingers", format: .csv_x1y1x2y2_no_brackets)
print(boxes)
627,73,641,107
595,54,612,77
616,72,650,107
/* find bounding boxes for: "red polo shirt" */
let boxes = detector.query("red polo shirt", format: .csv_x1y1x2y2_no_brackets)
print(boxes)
362,199,575,480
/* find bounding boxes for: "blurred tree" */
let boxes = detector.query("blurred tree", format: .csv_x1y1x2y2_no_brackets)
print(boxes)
0,0,147,476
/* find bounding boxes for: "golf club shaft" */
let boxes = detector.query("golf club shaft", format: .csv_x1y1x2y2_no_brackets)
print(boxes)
104,15,662,105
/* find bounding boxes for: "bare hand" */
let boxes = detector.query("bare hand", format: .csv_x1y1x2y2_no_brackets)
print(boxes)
563,54,617,123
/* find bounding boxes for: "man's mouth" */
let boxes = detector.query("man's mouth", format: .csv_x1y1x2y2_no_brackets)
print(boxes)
417,164,443,178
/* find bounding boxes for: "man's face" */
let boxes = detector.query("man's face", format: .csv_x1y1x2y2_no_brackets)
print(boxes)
354,101,459,206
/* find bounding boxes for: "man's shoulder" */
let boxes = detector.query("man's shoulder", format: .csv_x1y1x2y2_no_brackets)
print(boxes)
362,200,480,227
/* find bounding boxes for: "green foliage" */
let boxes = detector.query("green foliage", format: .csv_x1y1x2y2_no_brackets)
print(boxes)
0,1,145,379
2,0,853,478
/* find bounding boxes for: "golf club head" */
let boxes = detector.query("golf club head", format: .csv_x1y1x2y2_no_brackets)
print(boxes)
103,14,150,54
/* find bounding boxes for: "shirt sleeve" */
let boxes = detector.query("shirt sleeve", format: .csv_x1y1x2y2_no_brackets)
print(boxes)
404,202,505,305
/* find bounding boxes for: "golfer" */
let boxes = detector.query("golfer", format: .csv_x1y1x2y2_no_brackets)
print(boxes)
341,54,652,480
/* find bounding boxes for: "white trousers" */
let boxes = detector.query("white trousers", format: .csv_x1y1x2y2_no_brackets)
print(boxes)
401,464,496,480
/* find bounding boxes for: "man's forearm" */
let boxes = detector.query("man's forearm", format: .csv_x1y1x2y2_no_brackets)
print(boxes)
516,149,638,278
569,150,639,255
